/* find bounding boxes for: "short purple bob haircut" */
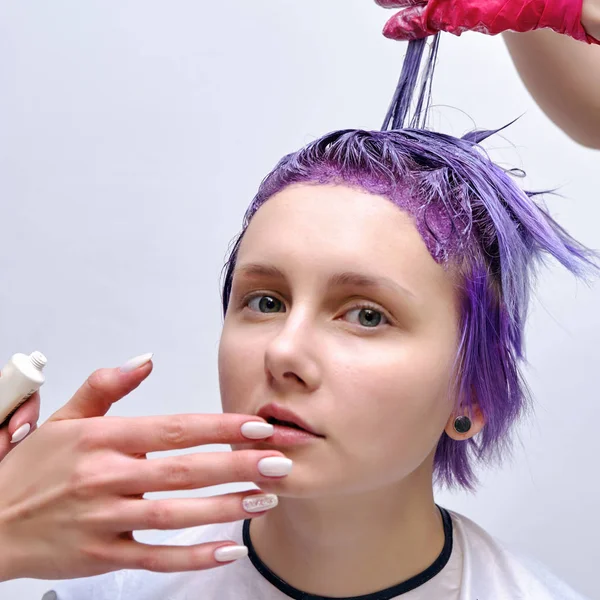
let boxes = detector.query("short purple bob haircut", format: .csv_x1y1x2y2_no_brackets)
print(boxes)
220,39,598,491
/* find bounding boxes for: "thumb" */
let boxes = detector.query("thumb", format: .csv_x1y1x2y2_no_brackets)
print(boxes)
48,353,154,422
383,6,433,40
375,0,426,7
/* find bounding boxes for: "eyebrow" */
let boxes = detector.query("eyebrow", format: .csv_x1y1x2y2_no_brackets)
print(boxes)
234,263,417,302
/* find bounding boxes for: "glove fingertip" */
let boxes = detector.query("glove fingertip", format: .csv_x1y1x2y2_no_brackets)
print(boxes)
383,8,430,40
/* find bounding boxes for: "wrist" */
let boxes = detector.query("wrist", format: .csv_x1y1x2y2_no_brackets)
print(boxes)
582,0,600,40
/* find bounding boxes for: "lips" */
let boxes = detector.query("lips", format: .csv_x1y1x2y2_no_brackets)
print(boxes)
257,402,324,437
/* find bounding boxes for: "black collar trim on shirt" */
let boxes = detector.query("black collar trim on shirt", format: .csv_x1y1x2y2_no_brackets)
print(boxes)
243,504,453,600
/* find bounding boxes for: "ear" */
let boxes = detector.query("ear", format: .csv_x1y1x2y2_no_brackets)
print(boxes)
444,403,485,441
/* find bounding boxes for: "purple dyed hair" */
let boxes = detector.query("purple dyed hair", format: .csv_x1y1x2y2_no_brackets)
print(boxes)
219,39,599,491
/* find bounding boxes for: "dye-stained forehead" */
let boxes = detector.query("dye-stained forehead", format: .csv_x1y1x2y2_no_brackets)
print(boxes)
235,182,463,324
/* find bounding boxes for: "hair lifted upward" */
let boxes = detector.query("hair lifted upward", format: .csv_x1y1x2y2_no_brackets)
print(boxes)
220,127,598,491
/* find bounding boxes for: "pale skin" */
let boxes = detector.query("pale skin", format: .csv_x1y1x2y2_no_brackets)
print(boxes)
218,183,484,596
502,0,600,149
0,183,485,593
0,363,290,581
503,28,600,149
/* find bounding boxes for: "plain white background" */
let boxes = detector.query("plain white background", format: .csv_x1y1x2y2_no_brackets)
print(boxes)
0,1,598,598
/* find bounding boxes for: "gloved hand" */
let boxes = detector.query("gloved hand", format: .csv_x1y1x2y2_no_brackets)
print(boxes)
375,0,600,44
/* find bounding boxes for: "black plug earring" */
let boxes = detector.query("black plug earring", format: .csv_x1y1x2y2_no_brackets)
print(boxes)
453,415,472,434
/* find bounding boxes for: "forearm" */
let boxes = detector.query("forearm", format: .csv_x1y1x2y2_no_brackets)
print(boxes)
582,0,600,39
503,28,600,149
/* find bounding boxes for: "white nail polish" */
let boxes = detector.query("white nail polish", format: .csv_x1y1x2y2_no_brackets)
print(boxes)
214,545,248,562
242,493,279,513
10,423,31,444
257,457,293,477
119,353,154,373
241,421,274,439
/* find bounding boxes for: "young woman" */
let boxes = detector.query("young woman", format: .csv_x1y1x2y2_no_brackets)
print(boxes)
31,125,596,599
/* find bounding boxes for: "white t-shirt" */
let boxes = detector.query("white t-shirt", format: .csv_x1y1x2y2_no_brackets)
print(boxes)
42,507,589,600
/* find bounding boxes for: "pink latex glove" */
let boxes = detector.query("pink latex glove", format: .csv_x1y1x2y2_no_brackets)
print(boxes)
375,0,599,43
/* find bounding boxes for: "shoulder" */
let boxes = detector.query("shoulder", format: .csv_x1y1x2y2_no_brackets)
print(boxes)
448,510,590,600
42,520,245,600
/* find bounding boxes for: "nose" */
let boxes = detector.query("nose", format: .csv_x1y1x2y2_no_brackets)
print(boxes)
264,313,320,392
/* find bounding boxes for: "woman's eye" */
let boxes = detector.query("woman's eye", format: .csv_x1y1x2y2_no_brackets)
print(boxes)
345,306,389,328
246,295,285,313
244,295,388,329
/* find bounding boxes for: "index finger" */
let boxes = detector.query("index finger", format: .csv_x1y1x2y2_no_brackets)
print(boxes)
86,413,273,454
0,392,41,461
9,391,40,431
6,391,41,433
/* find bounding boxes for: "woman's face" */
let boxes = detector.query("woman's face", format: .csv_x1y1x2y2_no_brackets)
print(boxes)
218,183,463,498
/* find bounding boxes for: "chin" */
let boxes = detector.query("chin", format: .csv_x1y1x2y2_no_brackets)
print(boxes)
255,467,347,499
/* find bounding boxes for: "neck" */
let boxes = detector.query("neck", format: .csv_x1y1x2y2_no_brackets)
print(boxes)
249,479,446,598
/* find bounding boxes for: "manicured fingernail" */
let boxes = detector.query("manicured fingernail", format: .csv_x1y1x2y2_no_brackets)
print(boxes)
119,353,154,373
11,423,31,444
257,457,293,477
214,545,248,562
242,493,279,513
241,421,274,439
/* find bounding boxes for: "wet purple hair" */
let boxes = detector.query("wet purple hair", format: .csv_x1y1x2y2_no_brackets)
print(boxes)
220,39,598,490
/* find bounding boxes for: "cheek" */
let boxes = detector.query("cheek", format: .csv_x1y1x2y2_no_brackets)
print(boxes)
332,336,456,461
218,325,261,414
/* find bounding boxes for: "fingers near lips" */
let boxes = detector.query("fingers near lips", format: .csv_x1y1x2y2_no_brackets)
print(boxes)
103,491,277,532
106,451,290,496
94,414,274,455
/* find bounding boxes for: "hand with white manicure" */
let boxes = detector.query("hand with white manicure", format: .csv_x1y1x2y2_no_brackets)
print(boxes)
0,353,291,582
